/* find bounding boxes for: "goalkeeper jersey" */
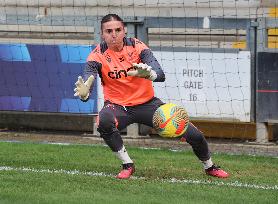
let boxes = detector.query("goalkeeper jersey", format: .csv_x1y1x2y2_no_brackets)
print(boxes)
84,37,165,106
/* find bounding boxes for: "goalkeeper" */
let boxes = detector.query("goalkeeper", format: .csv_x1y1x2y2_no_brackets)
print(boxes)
74,14,229,179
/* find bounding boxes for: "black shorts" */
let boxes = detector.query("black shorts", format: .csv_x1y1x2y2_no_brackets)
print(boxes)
98,97,164,131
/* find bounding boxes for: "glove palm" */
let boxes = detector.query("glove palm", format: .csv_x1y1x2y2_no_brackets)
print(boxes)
74,75,94,100
127,63,157,81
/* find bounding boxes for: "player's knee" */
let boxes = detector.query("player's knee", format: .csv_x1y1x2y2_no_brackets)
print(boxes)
97,112,116,134
183,123,210,161
184,124,205,145
97,112,123,151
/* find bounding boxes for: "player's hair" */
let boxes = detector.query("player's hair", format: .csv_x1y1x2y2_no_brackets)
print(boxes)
101,14,124,31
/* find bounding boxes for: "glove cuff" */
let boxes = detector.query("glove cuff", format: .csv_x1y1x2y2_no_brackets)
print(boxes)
147,70,157,81
80,92,90,101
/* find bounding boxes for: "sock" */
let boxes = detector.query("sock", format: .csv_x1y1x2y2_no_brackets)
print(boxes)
114,145,133,164
202,158,213,169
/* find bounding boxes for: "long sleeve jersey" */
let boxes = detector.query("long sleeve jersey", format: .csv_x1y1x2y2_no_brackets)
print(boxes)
83,37,165,106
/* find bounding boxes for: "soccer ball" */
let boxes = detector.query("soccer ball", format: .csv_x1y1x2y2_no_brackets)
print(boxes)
152,103,189,138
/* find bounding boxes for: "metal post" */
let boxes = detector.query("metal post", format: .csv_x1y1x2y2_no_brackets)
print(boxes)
93,17,101,136
247,20,258,123
256,123,269,143
136,17,148,44
126,23,135,38
124,17,141,138
127,123,140,138
255,18,269,143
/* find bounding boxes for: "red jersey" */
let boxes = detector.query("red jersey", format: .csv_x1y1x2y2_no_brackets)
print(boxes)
86,38,155,106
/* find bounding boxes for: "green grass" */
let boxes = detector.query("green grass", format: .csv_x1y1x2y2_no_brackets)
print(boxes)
0,141,277,204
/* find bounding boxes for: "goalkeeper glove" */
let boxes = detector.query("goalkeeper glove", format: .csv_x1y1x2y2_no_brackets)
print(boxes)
127,63,157,81
74,75,94,100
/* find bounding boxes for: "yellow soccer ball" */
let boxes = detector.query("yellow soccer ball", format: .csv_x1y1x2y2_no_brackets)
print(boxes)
152,103,189,138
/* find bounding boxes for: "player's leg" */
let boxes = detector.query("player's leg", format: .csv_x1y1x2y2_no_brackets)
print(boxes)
132,97,164,126
181,123,229,178
132,98,229,178
97,102,135,179
134,98,229,178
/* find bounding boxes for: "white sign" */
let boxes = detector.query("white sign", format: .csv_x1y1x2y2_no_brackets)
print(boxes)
153,51,251,122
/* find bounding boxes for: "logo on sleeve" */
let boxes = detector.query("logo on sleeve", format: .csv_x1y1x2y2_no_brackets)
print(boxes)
135,40,143,44
93,48,100,54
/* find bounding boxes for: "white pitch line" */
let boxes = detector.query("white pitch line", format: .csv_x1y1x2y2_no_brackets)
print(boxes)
0,166,277,191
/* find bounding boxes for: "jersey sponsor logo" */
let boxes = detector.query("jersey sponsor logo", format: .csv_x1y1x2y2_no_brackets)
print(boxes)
108,67,134,79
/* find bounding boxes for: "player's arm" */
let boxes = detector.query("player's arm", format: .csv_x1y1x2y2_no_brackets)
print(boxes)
74,61,101,101
139,49,165,82
127,49,165,82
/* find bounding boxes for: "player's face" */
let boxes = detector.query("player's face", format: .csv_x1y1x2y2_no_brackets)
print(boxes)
101,20,125,51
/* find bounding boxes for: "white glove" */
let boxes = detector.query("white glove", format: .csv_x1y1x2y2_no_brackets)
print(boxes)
127,63,157,81
74,75,94,100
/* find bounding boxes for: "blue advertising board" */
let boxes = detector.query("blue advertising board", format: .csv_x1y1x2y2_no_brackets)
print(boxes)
0,44,97,114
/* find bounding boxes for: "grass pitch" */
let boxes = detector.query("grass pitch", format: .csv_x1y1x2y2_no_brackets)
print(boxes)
0,141,277,204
